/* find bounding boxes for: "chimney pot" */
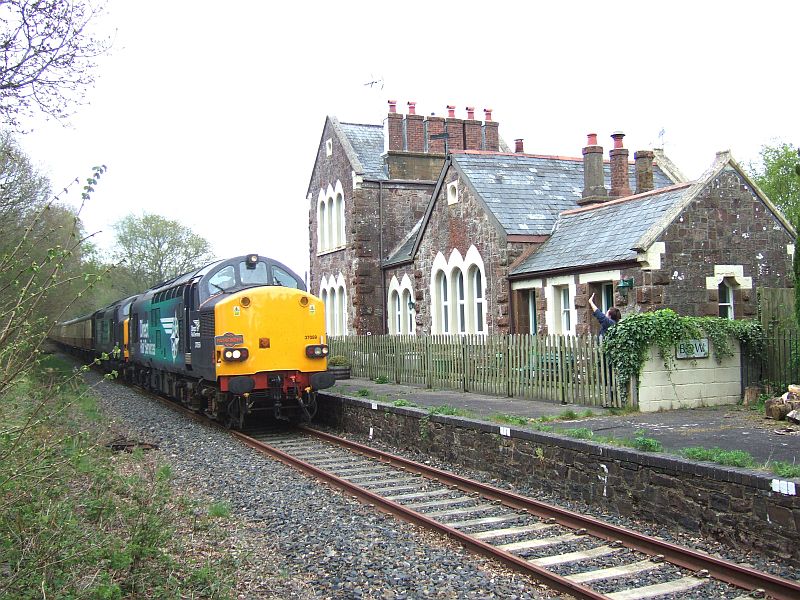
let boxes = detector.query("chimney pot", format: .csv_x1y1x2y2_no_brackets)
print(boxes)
611,131,625,149
587,132,598,146
466,106,475,120
447,105,456,118
484,108,493,122
407,101,416,115
515,139,524,153
388,100,397,113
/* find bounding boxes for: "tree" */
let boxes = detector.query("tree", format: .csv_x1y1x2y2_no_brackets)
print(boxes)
0,0,111,127
749,142,800,225
111,213,215,289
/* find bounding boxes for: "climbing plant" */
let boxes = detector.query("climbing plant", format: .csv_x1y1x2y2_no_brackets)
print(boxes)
602,309,764,400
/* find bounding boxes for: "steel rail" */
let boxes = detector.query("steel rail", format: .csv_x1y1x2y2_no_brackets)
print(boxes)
231,428,608,600
300,425,800,600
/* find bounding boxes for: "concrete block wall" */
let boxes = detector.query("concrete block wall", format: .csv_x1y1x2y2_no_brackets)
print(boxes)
635,340,741,412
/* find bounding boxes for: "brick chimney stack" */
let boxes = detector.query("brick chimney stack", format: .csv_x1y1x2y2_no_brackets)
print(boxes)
609,132,632,198
634,150,655,194
464,106,481,150
483,108,499,151
386,100,404,151
445,105,464,151
580,133,608,205
515,139,524,153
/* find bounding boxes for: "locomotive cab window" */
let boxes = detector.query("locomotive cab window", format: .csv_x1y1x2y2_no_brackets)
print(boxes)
271,265,301,288
239,261,268,285
208,265,236,296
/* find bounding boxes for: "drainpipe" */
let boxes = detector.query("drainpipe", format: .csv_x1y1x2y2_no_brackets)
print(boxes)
379,181,387,334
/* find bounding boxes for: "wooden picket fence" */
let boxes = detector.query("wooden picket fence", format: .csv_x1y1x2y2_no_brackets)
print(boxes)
327,334,623,407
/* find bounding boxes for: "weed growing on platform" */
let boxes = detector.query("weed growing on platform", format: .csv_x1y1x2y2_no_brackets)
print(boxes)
631,432,663,452
374,375,390,384
427,405,475,418
356,388,371,397
681,447,757,468
770,461,800,478
0,363,236,599
491,413,530,426
393,399,417,407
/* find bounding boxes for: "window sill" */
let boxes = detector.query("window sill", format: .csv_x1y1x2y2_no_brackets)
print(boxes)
317,245,347,257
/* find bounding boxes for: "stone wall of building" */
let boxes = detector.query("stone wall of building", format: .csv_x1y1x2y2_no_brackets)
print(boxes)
410,165,539,334
317,394,800,567
622,168,794,317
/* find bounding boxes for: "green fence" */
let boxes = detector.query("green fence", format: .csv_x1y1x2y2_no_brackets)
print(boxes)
328,334,622,407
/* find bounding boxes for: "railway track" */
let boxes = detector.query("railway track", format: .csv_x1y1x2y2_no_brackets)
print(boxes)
230,425,799,600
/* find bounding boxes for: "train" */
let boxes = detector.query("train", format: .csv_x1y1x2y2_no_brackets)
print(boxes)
51,253,335,427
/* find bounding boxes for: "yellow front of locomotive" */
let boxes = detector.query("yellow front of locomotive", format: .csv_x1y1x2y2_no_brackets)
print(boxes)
212,285,330,394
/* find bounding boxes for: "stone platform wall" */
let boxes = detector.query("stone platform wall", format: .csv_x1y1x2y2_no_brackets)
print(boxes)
316,394,800,566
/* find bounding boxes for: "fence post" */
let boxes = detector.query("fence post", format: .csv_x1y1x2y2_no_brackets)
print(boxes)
462,335,468,392
426,336,432,389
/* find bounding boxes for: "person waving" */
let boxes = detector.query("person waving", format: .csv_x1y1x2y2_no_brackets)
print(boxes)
589,293,621,338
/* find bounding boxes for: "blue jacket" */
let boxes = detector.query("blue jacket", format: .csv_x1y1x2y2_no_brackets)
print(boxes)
593,309,617,338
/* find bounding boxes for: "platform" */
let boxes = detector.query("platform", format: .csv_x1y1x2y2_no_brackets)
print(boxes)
324,377,800,465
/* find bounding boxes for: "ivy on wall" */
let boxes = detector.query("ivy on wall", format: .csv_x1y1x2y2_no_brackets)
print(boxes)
603,309,764,400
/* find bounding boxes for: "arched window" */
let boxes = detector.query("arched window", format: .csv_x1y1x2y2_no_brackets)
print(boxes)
394,291,402,334
440,272,450,334
455,269,466,334
326,195,334,251
402,289,415,335
335,192,344,247
318,200,327,251
337,285,347,334
319,275,348,335
472,267,485,334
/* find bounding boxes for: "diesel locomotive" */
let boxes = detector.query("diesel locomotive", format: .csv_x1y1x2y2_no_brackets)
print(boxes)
52,254,335,426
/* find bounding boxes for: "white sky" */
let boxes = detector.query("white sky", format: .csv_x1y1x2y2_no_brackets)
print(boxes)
18,0,800,280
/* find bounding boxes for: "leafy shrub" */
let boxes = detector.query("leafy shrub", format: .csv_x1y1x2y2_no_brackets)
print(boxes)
327,355,350,367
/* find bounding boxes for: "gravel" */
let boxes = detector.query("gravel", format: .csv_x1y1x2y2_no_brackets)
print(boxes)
87,374,558,599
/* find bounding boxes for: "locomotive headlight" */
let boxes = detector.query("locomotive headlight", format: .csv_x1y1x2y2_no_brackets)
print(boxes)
222,347,249,361
305,344,329,358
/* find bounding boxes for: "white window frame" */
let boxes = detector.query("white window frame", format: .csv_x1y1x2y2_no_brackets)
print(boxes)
527,288,537,335
719,280,734,320
560,287,571,333
319,274,348,335
447,181,459,205
455,269,466,334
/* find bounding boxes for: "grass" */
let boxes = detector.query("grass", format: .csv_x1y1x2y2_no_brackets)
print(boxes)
427,405,475,418
208,501,232,518
0,359,237,599
393,399,417,407
680,447,757,468
770,461,800,478
491,413,530,426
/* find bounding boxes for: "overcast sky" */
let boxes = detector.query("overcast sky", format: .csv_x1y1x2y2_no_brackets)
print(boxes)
18,0,800,280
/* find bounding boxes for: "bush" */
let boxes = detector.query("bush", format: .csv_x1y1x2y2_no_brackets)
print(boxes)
327,355,350,367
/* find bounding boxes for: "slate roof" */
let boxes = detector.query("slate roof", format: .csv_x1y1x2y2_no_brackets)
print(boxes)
384,219,421,266
510,184,692,276
339,122,386,180
453,153,676,236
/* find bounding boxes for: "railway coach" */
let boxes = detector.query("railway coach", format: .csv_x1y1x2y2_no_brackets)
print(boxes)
52,253,334,427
